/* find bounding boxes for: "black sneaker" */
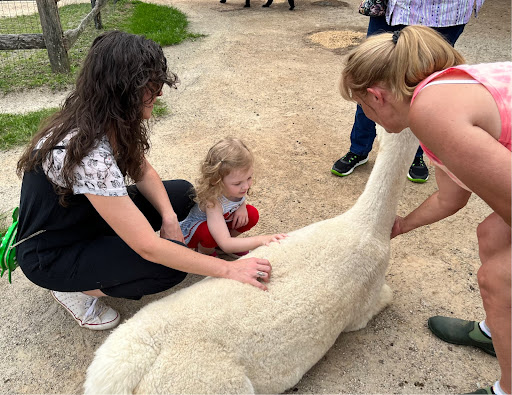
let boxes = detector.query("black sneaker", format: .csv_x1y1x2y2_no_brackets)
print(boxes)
331,151,369,177
407,155,429,183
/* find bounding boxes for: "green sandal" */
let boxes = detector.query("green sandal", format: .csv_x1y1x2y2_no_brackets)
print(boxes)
427,316,495,357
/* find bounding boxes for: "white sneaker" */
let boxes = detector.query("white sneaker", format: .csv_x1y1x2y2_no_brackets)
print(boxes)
51,291,121,330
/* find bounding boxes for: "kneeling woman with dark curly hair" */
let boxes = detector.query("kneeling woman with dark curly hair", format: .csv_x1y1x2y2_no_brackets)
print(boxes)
15,31,273,331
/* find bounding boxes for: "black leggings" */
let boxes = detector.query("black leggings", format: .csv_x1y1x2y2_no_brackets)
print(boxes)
23,180,195,300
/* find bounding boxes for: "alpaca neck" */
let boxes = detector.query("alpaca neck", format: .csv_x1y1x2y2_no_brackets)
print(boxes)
350,128,419,237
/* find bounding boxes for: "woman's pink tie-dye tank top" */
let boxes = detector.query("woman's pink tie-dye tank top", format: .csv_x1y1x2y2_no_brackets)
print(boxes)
410,62,511,191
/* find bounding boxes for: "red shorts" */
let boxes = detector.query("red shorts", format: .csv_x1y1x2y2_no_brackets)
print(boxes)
186,204,259,249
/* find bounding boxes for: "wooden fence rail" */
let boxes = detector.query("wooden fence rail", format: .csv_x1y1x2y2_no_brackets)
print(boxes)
0,34,46,50
0,0,108,73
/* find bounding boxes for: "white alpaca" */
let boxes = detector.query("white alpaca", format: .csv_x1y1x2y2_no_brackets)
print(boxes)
84,127,419,394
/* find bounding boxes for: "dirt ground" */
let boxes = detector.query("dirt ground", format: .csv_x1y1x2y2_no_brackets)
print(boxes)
0,0,511,393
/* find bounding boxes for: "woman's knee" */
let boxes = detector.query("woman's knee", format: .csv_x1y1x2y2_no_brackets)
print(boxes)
477,264,497,299
134,259,188,295
163,179,195,220
159,269,187,290
477,250,512,310
477,213,511,262
105,269,188,299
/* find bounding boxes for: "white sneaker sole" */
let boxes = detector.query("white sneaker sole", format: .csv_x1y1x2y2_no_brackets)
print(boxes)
51,291,121,331
407,171,429,183
332,156,369,176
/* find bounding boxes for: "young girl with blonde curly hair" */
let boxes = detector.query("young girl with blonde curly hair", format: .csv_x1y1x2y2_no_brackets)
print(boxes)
180,138,286,257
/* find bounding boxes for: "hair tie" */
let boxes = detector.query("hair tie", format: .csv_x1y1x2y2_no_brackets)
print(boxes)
392,30,401,45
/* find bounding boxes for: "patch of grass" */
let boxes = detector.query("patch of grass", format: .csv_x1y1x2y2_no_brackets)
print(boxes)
0,99,169,151
0,0,202,93
0,108,57,150
152,99,169,118
117,0,203,45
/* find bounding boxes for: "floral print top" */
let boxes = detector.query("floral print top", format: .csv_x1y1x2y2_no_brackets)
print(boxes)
36,130,128,197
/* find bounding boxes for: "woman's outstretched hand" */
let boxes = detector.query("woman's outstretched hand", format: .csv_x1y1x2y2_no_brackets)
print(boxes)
390,216,405,239
225,257,272,291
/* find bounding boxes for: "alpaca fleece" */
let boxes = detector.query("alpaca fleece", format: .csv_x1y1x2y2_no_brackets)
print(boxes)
84,127,419,394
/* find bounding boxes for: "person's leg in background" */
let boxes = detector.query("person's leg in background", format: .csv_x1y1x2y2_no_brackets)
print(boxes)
331,105,375,177
331,16,390,177
332,19,465,182
331,18,430,180
406,24,466,182
433,24,466,47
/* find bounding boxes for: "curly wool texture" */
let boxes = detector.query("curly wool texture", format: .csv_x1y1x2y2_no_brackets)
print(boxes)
84,127,419,394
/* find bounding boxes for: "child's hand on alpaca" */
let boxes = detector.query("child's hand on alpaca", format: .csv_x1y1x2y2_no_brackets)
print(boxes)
231,205,249,229
260,233,289,246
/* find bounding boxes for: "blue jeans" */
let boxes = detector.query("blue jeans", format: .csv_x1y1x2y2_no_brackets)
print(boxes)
349,17,466,158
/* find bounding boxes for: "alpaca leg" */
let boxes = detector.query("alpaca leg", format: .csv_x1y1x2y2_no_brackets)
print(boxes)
377,283,393,310
262,0,273,7
244,0,250,7
220,0,226,3
345,283,393,332
288,0,295,10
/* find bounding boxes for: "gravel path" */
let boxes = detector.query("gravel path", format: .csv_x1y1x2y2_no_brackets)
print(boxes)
0,0,510,393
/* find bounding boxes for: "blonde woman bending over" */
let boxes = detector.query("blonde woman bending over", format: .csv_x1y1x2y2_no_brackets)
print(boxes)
339,25,510,394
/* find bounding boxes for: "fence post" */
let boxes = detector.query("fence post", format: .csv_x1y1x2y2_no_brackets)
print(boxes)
91,0,103,29
35,0,70,73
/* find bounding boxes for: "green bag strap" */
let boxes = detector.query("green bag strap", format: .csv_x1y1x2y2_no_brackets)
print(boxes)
1,208,46,283
0,207,19,284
